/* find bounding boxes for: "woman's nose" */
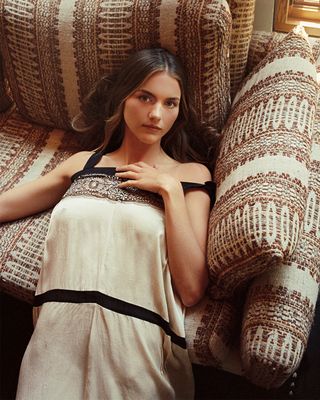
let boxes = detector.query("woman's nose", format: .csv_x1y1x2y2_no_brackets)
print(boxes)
148,103,161,120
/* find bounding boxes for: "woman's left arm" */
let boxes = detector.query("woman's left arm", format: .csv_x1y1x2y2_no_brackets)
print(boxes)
160,173,211,307
116,162,211,307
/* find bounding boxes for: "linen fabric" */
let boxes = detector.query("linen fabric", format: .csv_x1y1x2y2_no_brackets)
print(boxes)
16,155,195,400
0,0,231,133
247,31,320,74
185,294,243,374
227,0,256,98
207,28,318,299
240,41,320,389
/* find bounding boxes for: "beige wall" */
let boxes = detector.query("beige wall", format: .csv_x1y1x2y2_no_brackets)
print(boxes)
253,0,275,32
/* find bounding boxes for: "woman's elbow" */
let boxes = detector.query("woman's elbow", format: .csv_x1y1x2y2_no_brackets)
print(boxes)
182,292,205,307
181,282,208,308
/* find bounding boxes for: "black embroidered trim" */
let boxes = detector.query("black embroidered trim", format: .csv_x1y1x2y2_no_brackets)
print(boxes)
71,168,216,206
34,289,187,349
66,173,164,208
74,151,216,205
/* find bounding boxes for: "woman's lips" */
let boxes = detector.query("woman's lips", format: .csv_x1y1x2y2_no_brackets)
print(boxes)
142,124,161,130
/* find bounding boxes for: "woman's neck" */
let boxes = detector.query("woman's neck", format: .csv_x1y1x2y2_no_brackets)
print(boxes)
113,135,172,166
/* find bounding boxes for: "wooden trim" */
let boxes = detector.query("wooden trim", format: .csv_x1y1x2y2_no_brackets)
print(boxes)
292,0,320,7
290,6,320,22
274,0,320,37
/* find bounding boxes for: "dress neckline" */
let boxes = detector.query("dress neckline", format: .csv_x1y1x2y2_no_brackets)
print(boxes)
71,166,213,187
71,152,216,205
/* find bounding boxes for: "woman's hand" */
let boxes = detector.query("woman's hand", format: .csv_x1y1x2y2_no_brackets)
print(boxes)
115,162,181,197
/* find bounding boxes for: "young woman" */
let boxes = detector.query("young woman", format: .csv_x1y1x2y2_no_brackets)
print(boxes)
0,48,216,399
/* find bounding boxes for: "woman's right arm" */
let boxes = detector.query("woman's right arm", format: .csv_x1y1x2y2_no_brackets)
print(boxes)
0,151,91,223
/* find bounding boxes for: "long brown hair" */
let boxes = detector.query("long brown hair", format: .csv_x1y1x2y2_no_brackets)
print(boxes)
72,48,219,168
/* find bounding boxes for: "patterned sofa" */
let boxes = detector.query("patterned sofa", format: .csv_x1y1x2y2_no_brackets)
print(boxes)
0,0,319,391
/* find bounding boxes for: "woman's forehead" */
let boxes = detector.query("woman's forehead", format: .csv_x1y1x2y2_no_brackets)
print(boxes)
139,71,181,98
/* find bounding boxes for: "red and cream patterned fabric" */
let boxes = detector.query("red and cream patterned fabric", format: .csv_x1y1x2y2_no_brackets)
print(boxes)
248,30,320,74
240,36,320,390
0,107,97,301
207,28,318,299
0,0,231,133
227,0,256,98
185,294,243,374
241,111,320,388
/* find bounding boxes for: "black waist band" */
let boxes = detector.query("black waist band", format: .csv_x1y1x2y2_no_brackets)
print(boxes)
34,289,187,349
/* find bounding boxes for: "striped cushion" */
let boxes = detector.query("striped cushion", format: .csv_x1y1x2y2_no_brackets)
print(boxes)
207,28,318,299
0,0,231,133
185,294,242,374
0,108,97,302
227,0,256,98
240,51,320,390
248,31,320,74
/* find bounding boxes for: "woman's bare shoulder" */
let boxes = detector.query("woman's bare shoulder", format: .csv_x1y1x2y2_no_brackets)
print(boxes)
67,150,94,164
174,162,212,184
56,151,95,177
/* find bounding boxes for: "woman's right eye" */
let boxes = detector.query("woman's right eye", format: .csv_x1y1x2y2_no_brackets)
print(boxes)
139,94,151,103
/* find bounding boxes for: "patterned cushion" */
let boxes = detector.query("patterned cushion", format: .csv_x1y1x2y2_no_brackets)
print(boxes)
0,108,97,302
0,53,12,112
185,294,243,374
227,0,256,98
240,47,320,390
248,31,320,74
207,28,318,299
0,0,231,133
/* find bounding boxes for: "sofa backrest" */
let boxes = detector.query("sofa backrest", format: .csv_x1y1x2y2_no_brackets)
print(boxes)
0,0,232,136
227,0,256,98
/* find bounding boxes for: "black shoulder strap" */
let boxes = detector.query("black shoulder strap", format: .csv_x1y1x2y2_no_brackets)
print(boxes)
181,181,216,208
83,151,103,170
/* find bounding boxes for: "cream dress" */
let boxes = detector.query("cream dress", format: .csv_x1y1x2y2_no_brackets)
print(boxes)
16,152,213,400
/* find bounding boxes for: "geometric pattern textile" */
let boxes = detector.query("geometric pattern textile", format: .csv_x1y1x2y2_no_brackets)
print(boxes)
0,108,96,302
227,0,256,99
240,44,320,390
185,294,243,373
0,0,232,133
207,29,318,299
247,31,320,74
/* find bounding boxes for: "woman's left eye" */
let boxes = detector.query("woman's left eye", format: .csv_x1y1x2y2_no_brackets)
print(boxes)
165,100,178,109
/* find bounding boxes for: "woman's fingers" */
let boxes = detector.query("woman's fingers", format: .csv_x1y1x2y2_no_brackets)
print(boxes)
114,162,165,193
115,170,139,179
117,179,136,189
115,164,141,173
115,162,155,180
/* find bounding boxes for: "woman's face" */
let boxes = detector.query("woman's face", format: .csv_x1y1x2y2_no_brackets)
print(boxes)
123,71,181,146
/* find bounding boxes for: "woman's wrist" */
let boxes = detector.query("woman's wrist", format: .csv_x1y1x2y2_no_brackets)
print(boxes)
158,176,184,202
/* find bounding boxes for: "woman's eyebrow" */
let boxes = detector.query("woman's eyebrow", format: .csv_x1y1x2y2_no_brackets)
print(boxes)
137,89,180,101
136,89,154,96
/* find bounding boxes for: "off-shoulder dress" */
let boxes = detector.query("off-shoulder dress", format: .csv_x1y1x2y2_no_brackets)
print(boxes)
16,151,215,400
